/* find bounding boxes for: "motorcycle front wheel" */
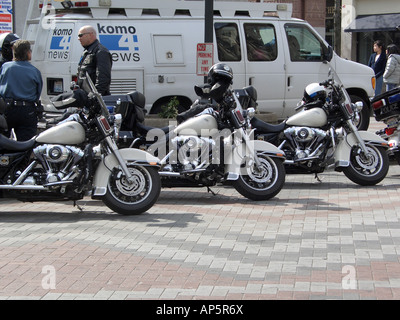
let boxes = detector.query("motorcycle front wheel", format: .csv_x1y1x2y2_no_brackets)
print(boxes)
233,154,285,201
343,145,389,186
102,165,161,215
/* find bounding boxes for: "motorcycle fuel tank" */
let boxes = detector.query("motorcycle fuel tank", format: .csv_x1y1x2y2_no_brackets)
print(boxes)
174,114,218,136
36,121,86,145
286,108,328,128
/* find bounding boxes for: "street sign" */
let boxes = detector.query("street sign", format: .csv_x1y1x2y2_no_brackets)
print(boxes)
196,43,213,76
0,0,13,33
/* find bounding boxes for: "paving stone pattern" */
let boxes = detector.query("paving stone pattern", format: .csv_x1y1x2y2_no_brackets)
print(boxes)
1,119,400,300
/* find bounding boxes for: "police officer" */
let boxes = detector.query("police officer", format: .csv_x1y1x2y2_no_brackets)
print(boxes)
0,40,43,141
0,33,20,68
77,25,112,95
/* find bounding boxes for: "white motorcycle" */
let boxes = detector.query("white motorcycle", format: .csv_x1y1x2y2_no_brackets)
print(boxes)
0,74,161,215
372,87,400,164
251,66,390,186
120,64,287,201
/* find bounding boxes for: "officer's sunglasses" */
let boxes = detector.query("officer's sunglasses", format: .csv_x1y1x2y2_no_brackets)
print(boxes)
78,32,92,38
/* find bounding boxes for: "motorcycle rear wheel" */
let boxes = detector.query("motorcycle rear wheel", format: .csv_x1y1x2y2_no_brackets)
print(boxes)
102,165,161,215
343,145,389,186
233,154,285,201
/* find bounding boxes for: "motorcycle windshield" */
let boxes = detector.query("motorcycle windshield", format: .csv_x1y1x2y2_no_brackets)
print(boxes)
327,63,352,107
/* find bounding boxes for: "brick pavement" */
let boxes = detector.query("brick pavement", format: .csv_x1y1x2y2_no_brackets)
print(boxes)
1,119,400,300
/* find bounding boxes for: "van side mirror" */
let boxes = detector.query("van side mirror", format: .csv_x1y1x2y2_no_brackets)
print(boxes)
324,45,333,62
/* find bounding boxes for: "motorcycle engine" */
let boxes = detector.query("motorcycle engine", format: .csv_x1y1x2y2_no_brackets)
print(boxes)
292,127,315,143
284,127,327,161
31,145,85,184
170,136,215,171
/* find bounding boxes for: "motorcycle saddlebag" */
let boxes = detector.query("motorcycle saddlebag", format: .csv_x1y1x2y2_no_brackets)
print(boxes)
103,92,146,130
234,86,258,109
372,86,400,122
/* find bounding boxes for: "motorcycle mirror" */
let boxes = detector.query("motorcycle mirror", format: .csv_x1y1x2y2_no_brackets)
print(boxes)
323,45,333,62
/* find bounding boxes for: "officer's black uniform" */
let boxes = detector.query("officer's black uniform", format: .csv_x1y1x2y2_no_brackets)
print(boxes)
77,39,112,96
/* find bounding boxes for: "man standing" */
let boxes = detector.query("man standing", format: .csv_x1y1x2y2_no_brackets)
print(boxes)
77,25,112,96
0,40,42,141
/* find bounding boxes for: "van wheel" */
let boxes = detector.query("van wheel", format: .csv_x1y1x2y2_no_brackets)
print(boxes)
350,94,370,131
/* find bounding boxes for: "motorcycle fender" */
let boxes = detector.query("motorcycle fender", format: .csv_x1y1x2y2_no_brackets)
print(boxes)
92,148,160,197
334,131,389,167
225,140,285,180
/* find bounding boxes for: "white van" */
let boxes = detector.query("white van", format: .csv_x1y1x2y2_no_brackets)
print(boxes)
24,0,375,129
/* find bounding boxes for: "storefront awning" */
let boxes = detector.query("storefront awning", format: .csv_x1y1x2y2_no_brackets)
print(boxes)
344,13,400,32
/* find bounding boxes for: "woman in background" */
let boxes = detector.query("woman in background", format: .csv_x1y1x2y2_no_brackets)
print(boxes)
368,40,387,96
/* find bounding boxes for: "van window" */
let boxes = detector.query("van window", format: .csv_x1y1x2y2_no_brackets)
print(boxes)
215,23,241,61
284,24,325,62
244,24,277,62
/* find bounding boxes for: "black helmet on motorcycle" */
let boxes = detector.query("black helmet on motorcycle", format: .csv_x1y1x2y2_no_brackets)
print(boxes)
0,33,20,61
207,63,233,86
303,83,327,104
51,89,90,110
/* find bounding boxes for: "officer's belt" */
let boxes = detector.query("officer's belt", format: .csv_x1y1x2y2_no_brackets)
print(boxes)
5,99,37,107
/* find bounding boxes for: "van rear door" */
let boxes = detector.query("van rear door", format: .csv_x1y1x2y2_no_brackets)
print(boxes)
281,22,330,117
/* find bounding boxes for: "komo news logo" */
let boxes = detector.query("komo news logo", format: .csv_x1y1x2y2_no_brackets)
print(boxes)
97,23,140,62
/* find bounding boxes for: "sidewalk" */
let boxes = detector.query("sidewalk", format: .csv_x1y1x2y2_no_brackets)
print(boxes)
0,118,400,300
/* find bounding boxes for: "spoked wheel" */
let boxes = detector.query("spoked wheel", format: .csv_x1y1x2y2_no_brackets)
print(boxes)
232,154,285,201
102,165,161,215
343,145,389,186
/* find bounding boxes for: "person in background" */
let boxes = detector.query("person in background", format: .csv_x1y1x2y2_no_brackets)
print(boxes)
77,25,112,96
368,40,387,96
383,44,400,91
0,40,43,141
0,33,20,68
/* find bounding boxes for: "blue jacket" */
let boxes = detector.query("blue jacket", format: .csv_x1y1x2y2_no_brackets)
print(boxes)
368,52,387,79
0,61,43,102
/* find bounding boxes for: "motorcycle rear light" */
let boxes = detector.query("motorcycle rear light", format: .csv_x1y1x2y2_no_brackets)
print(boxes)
75,1,89,7
388,93,400,104
385,127,396,136
39,2,52,9
372,99,386,110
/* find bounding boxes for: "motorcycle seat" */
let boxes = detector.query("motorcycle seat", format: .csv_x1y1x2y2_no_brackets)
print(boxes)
0,134,36,152
251,117,286,134
137,121,173,135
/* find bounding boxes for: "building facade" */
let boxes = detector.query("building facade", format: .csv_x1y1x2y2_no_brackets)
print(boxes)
341,0,400,65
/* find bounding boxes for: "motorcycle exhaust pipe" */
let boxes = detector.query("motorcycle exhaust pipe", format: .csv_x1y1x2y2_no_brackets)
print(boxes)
0,185,46,190
158,171,182,177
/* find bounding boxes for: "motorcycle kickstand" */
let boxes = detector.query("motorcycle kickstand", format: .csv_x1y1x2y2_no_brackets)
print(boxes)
314,173,323,183
207,187,217,196
73,200,84,212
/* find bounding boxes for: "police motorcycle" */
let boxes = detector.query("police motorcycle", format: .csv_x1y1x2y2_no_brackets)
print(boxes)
0,73,161,215
372,86,400,164
250,65,389,186
108,63,286,201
